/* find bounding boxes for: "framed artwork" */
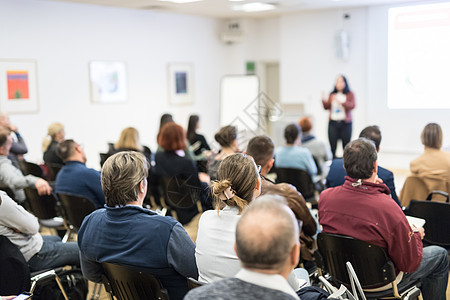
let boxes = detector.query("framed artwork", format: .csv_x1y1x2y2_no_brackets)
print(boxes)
89,61,128,103
0,60,39,113
168,63,194,105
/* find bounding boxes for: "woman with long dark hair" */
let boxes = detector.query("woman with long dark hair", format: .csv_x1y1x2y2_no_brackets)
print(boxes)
187,115,210,156
322,75,355,158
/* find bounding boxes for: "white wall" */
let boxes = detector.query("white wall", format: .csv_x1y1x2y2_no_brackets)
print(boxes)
280,8,368,157
1,0,444,171
0,0,226,168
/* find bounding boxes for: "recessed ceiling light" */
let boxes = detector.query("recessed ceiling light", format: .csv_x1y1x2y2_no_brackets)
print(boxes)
228,0,245,2
158,0,203,3
232,2,276,12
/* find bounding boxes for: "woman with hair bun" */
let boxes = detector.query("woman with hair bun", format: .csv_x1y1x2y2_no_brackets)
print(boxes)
195,153,308,290
207,125,238,180
195,153,261,283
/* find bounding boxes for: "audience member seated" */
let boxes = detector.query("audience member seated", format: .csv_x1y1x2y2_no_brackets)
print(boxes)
78,151,198,300
326,125,400,206
107,127,151,161
246,136,318,264
0,112,28,169
410,123,450,184
187,195,303,300
0,191,80,272
156,113,174,151
55,139,105,208
319,138,449,299
275,124,317,176
187,114,210,156
207,125,238,180
153,122,211,216
0,130,51,203
42,122,65,166
195,153,307,291
299,116,332,176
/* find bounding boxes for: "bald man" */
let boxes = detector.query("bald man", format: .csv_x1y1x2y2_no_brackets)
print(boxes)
185,195,302,300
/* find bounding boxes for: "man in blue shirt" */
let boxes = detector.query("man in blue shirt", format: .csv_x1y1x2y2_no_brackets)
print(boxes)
78,151,198,300
55,139,104,208
275,124,317,176
326,125,400,206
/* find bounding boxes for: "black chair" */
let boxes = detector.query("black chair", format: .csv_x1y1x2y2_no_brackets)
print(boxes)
406,191,450,249
159,175,202,225
276,167,316,202
316,232,422,299
99,153,110,168
0,235,69,299
18,161,45,178
101,262,169,300
23,188,68,239
45,163,63,182
57,193,96,239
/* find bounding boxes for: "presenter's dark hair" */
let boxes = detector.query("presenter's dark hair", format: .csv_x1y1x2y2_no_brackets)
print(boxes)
332,75,350,94
343,138,377,180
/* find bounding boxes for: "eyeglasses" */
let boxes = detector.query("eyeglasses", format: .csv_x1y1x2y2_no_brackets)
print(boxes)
256,165,261,174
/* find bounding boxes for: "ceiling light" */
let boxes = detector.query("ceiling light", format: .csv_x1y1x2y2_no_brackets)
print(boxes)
232,2,276,12
228,0,245,2
158,0,203,3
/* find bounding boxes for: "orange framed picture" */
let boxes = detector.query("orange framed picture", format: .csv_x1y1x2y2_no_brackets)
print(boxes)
0,60,38,113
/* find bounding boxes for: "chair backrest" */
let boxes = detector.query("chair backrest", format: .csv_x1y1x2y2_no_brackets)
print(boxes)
0,235,31,295
19,161,45,178
58,193,96,230
276,167,316,200
101,262,169,300
316,232,397,289
45,163,63,182
99,153,110,168
158,175,201,224
407,199,450,247
24,188,59,220
400,175,449,206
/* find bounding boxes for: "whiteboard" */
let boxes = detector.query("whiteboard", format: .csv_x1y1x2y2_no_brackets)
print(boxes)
220,75,260,150
220,75,259,129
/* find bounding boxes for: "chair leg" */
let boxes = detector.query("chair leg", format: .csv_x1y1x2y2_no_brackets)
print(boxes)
54,274,70,300
90,282,102,300
30,270,69,300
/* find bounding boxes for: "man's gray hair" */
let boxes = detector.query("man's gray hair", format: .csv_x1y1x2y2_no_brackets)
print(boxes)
101,151,149,207
235,195,298,271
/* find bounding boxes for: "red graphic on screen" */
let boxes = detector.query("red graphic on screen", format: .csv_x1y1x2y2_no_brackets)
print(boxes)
7,71,29,100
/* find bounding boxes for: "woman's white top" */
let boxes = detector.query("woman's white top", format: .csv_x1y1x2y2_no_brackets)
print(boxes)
195,205,303,291
195,205,241,283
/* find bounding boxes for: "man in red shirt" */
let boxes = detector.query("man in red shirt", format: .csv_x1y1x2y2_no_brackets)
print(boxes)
319,138,448,299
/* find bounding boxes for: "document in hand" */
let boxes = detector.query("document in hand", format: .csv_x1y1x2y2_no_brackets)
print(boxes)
405,215,426,229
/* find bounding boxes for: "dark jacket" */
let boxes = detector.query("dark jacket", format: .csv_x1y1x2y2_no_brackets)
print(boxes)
78,205,198,300
261,177,318,261
55,161,105,208
43,140,64,165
